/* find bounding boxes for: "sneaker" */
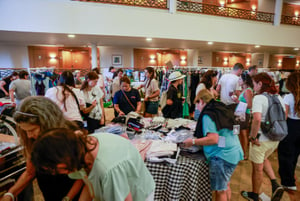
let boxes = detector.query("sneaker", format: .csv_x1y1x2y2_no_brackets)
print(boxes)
271,186,284,201
282,185,297,191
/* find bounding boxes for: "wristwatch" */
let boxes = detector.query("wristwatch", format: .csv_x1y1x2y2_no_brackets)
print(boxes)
192,139,196,145
249,136,257,141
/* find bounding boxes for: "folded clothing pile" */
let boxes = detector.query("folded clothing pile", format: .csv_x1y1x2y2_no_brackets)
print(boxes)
131,139,153,161
146,140,179,164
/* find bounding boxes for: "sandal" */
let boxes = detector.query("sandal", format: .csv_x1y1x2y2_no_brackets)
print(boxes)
241,191,259,201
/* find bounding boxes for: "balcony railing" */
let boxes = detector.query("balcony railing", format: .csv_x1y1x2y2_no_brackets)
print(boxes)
177,0,274,23
75,0,167,9
281,15,300,26
75,0,300,26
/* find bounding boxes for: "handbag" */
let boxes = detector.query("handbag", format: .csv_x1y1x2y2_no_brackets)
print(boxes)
70,88,89,120
80,103,92,120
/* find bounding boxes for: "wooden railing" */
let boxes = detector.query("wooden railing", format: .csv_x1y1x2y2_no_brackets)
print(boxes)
74,0,300,26
281,15,300,26
74,0,168,9
177,0,274,23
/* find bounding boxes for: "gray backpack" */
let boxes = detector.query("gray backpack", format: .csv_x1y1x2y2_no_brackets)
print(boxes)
260,92,288,141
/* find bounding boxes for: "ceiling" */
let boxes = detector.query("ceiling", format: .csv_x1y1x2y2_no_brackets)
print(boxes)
0,30,299,56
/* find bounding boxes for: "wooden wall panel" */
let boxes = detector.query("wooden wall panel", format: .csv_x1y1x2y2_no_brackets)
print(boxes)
212,52,251,68
134,49,187,70
28,46,92,69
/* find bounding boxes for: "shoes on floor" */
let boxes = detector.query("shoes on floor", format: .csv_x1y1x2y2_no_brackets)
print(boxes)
271,186,284,201
282,185,297,191
241,191,260,201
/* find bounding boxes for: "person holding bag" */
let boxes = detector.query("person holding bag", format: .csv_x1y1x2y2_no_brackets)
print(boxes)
138,67,160,117
81,71,105,133
114,76,141,116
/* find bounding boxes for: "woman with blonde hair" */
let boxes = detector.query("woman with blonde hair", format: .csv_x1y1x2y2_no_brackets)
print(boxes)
278,71,300,191
1,96,82,201
183,89,243,201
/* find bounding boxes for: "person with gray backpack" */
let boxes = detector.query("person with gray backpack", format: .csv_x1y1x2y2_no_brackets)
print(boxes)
241,73,286,201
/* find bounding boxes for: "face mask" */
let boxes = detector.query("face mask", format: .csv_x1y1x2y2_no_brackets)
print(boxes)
68,168,87,180
68,168,95,198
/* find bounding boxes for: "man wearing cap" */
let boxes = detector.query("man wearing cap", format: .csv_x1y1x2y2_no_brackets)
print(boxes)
162,71,186,118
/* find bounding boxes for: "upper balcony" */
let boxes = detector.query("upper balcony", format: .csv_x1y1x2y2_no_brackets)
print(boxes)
75,0,300,26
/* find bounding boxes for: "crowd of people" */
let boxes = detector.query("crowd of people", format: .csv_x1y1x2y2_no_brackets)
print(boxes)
0,64,299,201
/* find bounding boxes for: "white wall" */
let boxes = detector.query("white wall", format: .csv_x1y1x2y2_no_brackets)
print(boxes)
98,46,133,71
1,0,300,48
0,45,29,68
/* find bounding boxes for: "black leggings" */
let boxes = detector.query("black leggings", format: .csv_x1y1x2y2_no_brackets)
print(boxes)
278,118,300,186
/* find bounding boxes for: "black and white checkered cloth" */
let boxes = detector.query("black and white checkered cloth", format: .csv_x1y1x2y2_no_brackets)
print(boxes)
146,155,211,201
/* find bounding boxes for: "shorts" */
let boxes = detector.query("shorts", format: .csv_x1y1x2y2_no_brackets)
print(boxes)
249,140,279,164
239,113,251,130
145,101,159,114
209,156,237,191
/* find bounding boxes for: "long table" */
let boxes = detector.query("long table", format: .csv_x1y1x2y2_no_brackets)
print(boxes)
146,154,211,200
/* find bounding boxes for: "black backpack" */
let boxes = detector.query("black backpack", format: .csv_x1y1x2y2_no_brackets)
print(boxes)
260,92,288,141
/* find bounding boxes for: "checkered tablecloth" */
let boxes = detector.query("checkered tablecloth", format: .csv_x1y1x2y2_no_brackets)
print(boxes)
146,155,211,201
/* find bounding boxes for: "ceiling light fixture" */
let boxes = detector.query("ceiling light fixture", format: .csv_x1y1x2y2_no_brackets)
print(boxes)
294,48,299,51
146,38,152,41
255,45,260,48
208,42,213,45
68,34,75,38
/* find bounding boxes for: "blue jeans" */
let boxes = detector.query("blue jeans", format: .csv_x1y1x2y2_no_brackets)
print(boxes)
209,156,237,191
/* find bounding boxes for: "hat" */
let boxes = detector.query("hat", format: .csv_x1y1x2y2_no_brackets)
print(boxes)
168,71,186,81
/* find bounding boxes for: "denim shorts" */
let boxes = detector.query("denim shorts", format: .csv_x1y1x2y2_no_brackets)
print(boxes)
145,101,159,114
209,156,237,191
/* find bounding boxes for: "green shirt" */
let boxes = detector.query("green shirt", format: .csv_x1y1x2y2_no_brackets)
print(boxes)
238,88,253,114
88,133,155,201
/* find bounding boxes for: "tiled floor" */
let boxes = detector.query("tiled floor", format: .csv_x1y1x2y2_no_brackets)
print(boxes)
5,107,299,201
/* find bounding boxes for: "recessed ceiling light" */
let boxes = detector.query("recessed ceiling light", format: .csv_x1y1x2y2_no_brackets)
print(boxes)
294,48,299,51
255,45,260,48
146,38,152,41
208,42,213,45
68,34,75,38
